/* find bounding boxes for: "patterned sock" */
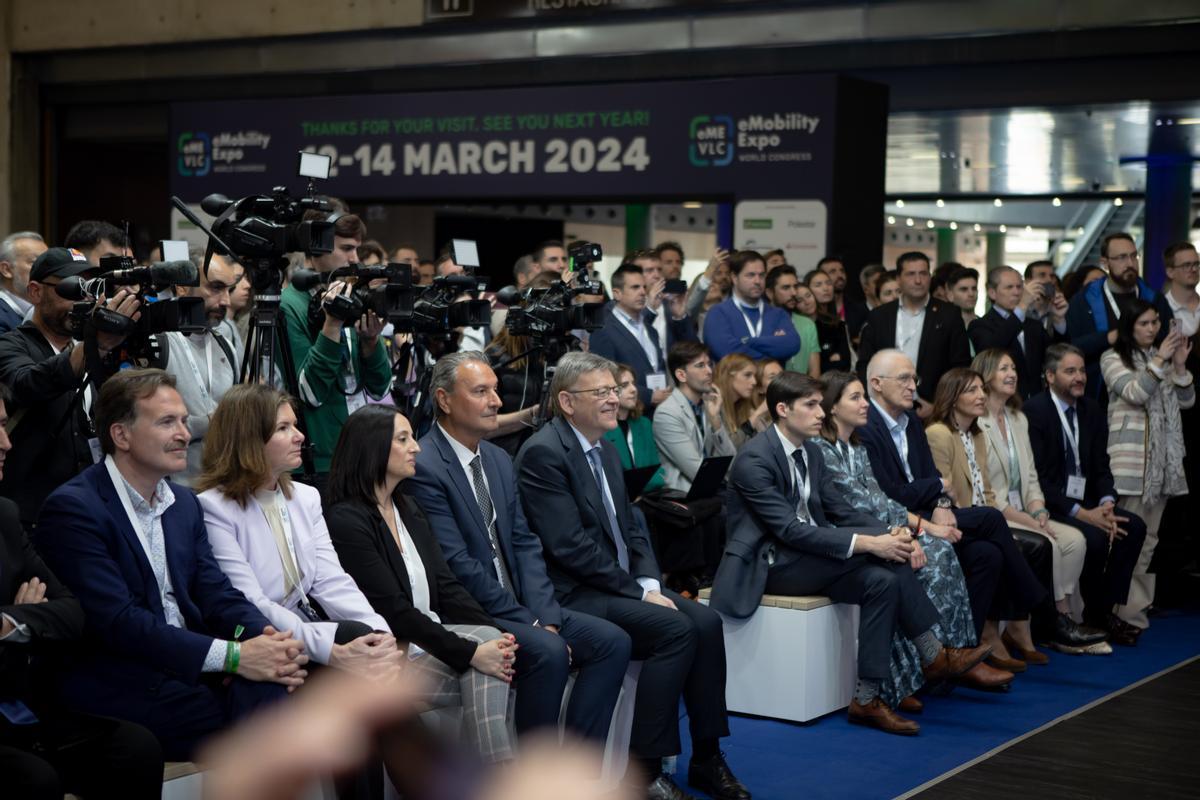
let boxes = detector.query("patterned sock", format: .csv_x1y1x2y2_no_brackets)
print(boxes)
913,631,942,665
854,678,880,705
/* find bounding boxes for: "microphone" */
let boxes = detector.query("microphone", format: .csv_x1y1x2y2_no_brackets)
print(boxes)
106,260,200,288
201,193,234,217
494,285,523,307
290,268,326,292
434,273,482,292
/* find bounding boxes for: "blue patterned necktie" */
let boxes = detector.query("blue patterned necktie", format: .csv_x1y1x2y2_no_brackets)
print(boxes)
586,447,630,571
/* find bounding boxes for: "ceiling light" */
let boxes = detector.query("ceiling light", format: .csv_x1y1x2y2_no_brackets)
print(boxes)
1076,227,1085,235
1025,225,1033,233
926,220,935,229
936,199,945,208
905,218,914,227
949,221,958,230
1052,197,1062,207
993,198,1003,207
682,201,703,209
999,225,1008,233
1113,197,1124,207
887,215,896,224
896,199,906,208
973,224,982,232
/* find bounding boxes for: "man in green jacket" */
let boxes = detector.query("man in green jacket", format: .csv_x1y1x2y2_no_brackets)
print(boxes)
279,212,391,476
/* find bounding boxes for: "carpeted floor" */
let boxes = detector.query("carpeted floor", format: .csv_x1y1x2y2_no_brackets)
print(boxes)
670,609,1200,800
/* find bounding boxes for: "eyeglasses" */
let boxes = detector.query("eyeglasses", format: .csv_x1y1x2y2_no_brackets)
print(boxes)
565,385,620,400
1106,252,1139,263
879,374,921,387
1170,261,1200,272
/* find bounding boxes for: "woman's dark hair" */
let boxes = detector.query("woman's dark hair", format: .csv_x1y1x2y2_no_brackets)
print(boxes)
927,368,986,435
613,362,645,420
327,405,405,507
819,370,864,445
1112,297,1158,371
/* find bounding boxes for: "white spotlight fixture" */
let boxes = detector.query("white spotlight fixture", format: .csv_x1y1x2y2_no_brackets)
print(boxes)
999,224,1008,233
993,198,1003,207
896,199,906,208
926,220,935,229
1052,197,1063,207
1114,197,1124,207
905,218,914,227
949,221,959,230
887,215,896,224
936,199,946,208
973,223,982,232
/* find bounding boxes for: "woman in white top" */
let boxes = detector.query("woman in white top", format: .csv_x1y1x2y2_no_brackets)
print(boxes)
972,350,1108,654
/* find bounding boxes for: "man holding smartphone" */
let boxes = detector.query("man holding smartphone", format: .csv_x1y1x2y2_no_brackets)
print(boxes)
970,265,1067,400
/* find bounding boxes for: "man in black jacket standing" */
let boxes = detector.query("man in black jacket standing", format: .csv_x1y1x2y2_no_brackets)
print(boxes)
0,382,163,799
0,247,138,528
516,351,749,800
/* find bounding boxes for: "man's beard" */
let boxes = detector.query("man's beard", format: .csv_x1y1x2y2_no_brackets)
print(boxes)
1111,268,1139,290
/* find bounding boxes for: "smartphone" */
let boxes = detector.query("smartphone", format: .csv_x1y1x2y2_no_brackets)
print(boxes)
1040,282,1055,299
664,279,688,295
1169,318,1180,336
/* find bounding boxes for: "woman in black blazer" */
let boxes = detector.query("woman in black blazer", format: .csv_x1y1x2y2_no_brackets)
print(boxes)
326,405,517,764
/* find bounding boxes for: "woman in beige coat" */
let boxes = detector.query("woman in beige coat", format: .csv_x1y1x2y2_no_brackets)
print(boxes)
973,349,1108,654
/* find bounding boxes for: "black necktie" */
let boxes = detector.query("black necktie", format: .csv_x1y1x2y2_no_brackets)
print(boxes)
791,448,809,518
1064,406,1078,475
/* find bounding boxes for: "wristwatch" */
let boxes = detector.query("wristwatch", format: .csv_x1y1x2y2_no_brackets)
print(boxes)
935,494,954,509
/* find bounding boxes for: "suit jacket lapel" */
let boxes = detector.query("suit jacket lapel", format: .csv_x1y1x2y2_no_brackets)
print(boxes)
99,469,162,616
606,308,654,373
388,501,417,599
868,406,908,478
481,448,521,595
917,300,943,363
982,417,1010,488
432,427,491,539
878,303,900,348
552,418,618,548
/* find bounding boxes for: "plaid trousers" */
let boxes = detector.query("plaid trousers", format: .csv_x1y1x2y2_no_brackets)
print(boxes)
410,623,515,763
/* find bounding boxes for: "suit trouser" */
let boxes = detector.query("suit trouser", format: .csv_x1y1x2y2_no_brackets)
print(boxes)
1008,519,1088,602
1115,495,1165,629
408,624,515,764
1052,508,1146,623
565,588,729,759
952,506,1047,635
504,609,632,743
0,712,162,800
766,553,941,682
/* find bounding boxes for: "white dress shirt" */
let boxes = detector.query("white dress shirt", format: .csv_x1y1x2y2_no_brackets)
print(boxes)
772,425,856,557
870,399,915,481
612,305,662,369
1166,290,1200,337
894,298,927,366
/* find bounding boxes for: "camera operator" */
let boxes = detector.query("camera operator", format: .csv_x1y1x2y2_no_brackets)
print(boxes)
280,213,391,479
0,247,140,528
434,249,490,354
0,231,47,333
161,251,243,485
62,220,129,266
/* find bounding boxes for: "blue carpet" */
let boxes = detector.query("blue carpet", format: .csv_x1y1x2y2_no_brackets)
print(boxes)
673,609,1200,800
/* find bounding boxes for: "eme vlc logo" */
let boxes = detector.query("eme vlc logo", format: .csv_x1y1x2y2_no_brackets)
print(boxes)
689,115,734,167
177,132,211,177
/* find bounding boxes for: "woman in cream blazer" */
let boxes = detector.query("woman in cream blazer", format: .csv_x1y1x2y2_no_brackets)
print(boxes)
971,350,1103,653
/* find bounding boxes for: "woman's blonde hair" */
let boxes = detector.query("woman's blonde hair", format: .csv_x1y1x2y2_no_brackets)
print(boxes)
196,384,297,507
715,353,758,432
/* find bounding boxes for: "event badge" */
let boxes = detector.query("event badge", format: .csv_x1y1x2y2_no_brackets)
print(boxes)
1008,490,1023,512
87,438,104,465
346,391,368,414
646,373,668,391
1066,476,1086,500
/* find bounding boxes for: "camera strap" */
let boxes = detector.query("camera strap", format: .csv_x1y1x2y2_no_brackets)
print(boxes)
175,332,216,404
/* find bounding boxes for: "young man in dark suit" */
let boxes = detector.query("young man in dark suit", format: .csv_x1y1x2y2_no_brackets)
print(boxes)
34,369,308,760
969,265,1068,400
408,351,631,744
516,351,748,800
1024,343,1148,645
855,252,972,417
0,382,163,799
714,371,989,735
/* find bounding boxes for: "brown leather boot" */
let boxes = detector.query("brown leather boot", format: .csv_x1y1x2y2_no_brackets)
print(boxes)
848,698,920,735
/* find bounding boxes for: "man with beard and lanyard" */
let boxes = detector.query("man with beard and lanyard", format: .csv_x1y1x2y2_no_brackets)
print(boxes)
1066,232,1174,402
162,252,243,485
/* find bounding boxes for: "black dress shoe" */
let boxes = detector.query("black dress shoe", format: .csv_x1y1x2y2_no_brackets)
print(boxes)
1053,613,1107,647
1105,615,1138,647
647,774,698,800
688,753,752,800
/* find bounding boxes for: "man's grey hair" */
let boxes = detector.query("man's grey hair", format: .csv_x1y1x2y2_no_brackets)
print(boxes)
513,254,535,282
550,351,617,417
864,348,910,396
0,231,44,264
986,265,1020,290
429,350,491,417
1042,342,1084,377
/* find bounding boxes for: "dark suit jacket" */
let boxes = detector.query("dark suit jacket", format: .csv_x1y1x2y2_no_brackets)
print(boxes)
0,497,84,710
968,307,1060,400
1023,391,1116,517
0,300,24,336
588,305,672,409
34,463,269,690
326,494,493,673
408,424,562,628
857,403,946,517
844,298,870,342
855,298,971,403
711,428,887,619
514,416,660,605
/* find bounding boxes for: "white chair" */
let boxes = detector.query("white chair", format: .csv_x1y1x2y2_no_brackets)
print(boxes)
558,661,643,784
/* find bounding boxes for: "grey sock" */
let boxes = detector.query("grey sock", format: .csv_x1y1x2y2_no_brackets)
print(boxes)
854,678,880,705
913,631,942,665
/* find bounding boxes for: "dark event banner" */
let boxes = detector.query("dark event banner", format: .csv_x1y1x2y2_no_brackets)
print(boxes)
424,0,764,23
169,74,837,205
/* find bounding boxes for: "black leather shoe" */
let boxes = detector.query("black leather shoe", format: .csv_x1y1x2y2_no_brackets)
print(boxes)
647,774,698,800
688,753,752,800
1053,613,1107,647
1105,615,1139,647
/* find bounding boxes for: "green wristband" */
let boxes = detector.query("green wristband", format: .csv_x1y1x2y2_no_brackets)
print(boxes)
224,640,241,674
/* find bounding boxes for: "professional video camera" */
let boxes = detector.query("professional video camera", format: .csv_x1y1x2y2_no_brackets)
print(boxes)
499,240,606,341
56,256,205,341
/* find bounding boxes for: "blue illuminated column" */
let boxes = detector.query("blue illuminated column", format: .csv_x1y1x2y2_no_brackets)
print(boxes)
1126,115,1194,289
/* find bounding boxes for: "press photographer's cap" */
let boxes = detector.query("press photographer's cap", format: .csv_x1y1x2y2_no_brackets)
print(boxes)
30,247,94,282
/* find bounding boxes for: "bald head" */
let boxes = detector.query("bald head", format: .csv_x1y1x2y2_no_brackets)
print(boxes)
866,349,917,415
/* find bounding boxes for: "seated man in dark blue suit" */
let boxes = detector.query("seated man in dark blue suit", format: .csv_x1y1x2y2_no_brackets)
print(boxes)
1024,343,1148,646
516,352,747,800
858,349,1050,672
35,369,308,760
408,350,631,744
714,371,989,735
590,262,692,415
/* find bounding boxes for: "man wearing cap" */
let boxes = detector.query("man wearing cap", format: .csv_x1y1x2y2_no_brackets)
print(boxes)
0,247,140,529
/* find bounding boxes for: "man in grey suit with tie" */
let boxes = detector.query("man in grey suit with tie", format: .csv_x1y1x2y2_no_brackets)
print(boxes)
407,351,631,744
653,340,736,493
713,371,990,735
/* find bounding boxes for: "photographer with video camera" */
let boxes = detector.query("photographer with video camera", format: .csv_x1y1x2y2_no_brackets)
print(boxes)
162,251,244,485
280,212,392,481
0,247,141,529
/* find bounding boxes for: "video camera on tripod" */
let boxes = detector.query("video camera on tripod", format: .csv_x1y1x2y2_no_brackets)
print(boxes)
315,262,491,335
498,240,606,342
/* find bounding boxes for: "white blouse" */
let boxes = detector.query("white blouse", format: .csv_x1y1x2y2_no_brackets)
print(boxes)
389,502,440,624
